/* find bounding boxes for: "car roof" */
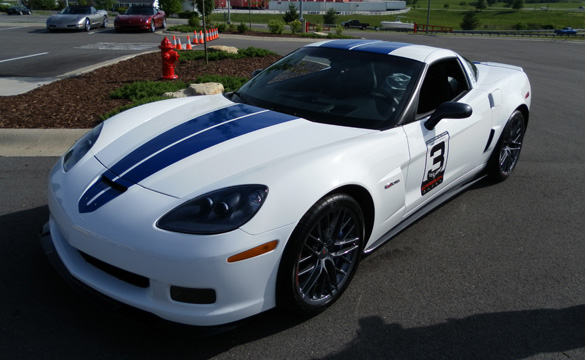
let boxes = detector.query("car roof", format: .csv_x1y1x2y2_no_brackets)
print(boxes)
307,39,456,64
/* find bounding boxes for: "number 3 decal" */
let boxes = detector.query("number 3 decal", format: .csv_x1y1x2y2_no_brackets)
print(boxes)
421,132,450,195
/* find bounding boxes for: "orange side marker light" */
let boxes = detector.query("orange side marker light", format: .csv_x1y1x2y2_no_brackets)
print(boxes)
227,240,278,263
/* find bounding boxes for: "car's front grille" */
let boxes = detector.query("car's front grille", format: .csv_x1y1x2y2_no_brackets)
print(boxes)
79,251,150,288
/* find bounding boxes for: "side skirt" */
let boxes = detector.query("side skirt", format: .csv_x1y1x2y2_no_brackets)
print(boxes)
364,174,487,254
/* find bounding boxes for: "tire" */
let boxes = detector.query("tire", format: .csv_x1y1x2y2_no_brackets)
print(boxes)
277,193,364,314
162,18,167,29
102,16,108,28
150,20,156,32
487,110,525,181
84,18,91,32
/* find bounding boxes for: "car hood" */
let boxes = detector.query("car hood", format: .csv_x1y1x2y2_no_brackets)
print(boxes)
47,14,85,23
91,95,373,201
116,14,152,21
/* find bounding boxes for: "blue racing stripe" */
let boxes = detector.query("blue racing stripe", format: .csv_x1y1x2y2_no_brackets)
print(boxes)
357,42,413,55
317,40,412,55
317,39,382,50
78,105,297,213
109,103,262,177
121,110,296,185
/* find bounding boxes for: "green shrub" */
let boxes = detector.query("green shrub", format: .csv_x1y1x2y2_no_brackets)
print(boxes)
188,14,199,27
238,47,277,57
237,22,248,33
178,47,275,63
268,19,285,34
109,81,188,101
178,11,198,19
217,23,227,32
195,75,248,92
289,19,302,34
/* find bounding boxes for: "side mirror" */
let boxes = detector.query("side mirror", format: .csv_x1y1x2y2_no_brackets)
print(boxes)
424,102,472,130
252,69,263,78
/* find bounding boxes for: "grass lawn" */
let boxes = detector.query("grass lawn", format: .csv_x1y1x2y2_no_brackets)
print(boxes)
208,0,585,30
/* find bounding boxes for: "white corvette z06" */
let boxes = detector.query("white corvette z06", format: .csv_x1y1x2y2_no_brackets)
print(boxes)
41,40,531,327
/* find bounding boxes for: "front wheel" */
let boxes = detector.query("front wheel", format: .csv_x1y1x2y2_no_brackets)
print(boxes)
102,16,108,28
150,20,156,32
84,18,91,32
277,193,364,314
487,110,526,181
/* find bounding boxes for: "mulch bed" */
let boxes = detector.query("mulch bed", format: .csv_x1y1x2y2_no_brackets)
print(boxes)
0,51,281,129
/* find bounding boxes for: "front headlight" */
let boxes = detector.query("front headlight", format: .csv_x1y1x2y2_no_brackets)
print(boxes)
157,185,268,235
62,123,102,172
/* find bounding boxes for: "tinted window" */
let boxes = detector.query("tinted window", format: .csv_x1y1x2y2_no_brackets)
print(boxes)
417,58,471,115
235,47,423,130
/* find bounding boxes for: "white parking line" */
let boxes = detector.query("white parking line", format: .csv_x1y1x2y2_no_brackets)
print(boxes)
0,52,49,64
0,26,28,31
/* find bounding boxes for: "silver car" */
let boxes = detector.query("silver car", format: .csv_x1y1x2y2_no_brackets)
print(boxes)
46,6,108,32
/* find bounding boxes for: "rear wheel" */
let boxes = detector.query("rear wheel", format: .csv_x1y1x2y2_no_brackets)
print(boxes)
488,110,525,181
277,193,364,314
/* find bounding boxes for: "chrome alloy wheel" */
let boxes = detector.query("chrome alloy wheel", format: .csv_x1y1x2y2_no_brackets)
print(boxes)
293,196,363,307
498,111,525,177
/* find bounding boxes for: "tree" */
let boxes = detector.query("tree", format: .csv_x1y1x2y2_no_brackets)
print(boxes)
159,0,182,16
460,11,480,30
475,0,487,10
282,3,299,23
195,0,214,17
511,0,524,11
323,8,337,25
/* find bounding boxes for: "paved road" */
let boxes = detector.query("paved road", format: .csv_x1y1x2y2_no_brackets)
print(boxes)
1,24,585,359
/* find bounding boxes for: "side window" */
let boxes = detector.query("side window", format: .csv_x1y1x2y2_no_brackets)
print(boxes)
417,58,470,115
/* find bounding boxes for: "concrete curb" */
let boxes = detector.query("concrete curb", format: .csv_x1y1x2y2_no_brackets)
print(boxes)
0,129,89,157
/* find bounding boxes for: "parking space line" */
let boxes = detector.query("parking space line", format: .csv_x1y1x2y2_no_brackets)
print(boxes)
0,26,29,31
0,52,49,64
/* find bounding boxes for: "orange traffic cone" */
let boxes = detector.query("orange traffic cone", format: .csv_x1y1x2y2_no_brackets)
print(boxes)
200,30,204,43
186,36,192,50
193,30,199,44
177,38,183,50
172,35,177,48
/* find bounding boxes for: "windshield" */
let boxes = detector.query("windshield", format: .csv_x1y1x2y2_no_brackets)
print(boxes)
126,7,156,15
63,6,91,14
235,47,423,129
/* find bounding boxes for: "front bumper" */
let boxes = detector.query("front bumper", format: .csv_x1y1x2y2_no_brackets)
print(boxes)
44,158,295,326
46,22,85,30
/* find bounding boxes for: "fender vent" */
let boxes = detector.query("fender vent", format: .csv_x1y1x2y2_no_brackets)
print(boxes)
484,129,495,153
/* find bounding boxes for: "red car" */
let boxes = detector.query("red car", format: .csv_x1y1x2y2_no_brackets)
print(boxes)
114,6,166,32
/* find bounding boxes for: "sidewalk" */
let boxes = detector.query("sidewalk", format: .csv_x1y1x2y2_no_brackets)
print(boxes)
0,128,89,157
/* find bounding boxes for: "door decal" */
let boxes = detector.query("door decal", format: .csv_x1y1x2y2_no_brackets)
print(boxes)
421,132,450,195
